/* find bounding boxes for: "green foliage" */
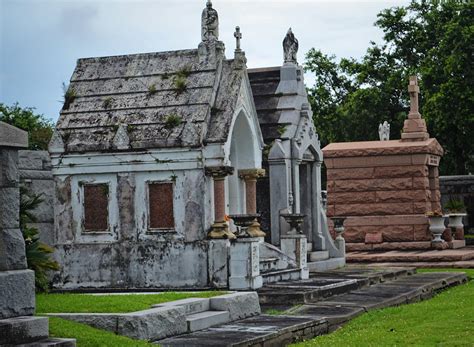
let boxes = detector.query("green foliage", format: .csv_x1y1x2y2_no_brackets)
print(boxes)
173,75,187,94
62,82,76,110
46,317,154,347
176,65,192,79
293,268,474,346
444,199,466,213
164,114,182,129
20,187,59,292
0,103,53,150
304,1,474,175
36,291,228,314
148,83,157,95
277,124,288,136
102,97,113,109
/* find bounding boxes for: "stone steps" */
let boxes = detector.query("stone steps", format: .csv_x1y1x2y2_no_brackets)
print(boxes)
259,257,279,272
157,270,468,346
186,311,230,332
260,268,302,284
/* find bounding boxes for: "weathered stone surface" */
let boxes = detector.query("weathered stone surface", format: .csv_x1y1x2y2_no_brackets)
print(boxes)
154,298,210,314
0,270,35,319
334,178,412,192
0,149,19,187
0,122,28,148
323,138,443,158
118,307,187,341
47,313,120,333
328,191,376,204
365,232,383,244
413,224,431,241
210,292,261,321
328,168,374,180
335,203,413,216
0,187,20,229
0,316,49,345
373,165,428,178
375,190,429,203
0,228,28,270
382,226,415,242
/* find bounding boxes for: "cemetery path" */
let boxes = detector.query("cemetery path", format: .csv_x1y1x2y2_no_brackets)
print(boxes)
157,268,467,346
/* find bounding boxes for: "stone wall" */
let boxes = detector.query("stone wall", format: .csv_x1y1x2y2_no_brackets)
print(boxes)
18,150,54,245
323,138,444,251
51,168,214,289
440,175,474,232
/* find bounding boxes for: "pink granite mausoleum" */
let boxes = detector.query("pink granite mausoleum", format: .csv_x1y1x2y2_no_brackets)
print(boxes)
323,76,458,251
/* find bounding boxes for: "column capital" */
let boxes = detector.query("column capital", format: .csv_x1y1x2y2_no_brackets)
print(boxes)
205,166,234,179
238,168,266,181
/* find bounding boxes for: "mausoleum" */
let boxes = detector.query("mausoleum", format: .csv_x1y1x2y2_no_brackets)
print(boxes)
49,1,344,290
324,77,453,251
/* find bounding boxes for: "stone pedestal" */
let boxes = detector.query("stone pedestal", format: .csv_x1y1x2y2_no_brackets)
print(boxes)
229,238,262,290
208,239,231,288
281,234,309,280
206,166,236,240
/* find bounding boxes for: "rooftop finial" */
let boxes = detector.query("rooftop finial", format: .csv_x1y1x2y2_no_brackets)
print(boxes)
234,26,242,52
283,27,298,64
201,0,219,42
408,75,420,117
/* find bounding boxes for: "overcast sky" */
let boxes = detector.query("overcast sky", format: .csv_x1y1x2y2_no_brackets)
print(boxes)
0,0,409,122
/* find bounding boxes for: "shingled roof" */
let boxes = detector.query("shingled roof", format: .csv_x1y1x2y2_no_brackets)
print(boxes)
56,49,245,153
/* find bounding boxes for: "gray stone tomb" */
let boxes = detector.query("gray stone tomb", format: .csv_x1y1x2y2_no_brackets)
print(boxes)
48,1,345,292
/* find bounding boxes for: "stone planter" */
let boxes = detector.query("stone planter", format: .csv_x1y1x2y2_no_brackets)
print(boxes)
448,213,467,240
428,215,446,243
331,217,346,240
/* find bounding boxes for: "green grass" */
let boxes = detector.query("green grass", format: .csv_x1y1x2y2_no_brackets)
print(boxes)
47,317,155,347
292,268,474,347
39,291,227,346
37,291,226,314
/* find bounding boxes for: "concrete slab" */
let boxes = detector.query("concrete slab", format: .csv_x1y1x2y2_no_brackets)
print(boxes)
153,298,210,315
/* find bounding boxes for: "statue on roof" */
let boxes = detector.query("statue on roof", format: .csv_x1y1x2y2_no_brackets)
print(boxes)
283,28,298,64
378,121,390,141
201,0,219,42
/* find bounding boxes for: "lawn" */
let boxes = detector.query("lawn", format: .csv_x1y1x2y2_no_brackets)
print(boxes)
38,291,226,347
37,291,226,314
292,268,474,347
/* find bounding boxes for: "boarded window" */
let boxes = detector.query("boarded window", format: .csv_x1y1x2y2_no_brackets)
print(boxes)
148,182,174,229
83,184,109,232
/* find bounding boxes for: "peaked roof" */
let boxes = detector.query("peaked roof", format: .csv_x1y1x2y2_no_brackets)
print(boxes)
56,49,245,153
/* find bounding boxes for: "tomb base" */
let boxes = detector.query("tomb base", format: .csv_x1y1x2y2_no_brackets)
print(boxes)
0,270,35,319
281,234,309,280
229,238,262,290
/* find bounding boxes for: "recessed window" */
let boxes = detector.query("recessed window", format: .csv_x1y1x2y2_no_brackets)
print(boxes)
83,184,109,232
148,182,174,230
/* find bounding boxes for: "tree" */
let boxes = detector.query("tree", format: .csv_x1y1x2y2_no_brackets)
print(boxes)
20,186,60,292
304,1,474,175
0,103,54,150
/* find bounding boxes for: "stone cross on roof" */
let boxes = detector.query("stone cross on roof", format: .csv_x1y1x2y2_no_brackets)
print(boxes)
234,26,242,52
408,75,420,117
401,75,429,141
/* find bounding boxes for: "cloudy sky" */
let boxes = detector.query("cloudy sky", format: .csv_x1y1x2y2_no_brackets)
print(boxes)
0,0,409,122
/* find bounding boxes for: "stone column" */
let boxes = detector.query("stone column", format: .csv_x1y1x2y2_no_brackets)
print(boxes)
239,169,266,238
281,234,309,280
206,166,236,239
0,122,37,320
229,237,262,290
